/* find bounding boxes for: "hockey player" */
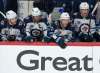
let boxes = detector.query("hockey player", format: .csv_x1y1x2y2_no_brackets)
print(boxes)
24,7,47,42
44,12,73,48
73,2,96,42
0,10,25,41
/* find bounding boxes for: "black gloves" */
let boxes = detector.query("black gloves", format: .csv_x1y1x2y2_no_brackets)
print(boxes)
79,33,93,42
7,35,16,41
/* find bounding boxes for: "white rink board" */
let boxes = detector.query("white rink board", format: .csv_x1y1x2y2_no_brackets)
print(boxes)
0,45,100,73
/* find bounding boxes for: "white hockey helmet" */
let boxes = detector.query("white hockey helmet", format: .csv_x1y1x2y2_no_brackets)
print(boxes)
80,2,89,10
32,7,42,16
60,12,70,20
6,10,17,19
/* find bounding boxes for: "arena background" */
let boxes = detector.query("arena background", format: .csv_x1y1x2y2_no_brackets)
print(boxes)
1,0,99,20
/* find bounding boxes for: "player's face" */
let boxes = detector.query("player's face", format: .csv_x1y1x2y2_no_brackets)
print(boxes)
33,16,41,22
60,19,70,28
8,18,17,25
80,9,89,17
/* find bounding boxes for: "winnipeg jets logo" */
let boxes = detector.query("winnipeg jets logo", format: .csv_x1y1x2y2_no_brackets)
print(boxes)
30,29,42,37
80,23,90,33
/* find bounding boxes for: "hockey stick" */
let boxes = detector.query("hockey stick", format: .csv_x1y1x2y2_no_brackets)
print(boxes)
92,0,100,15
0,11,6,18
